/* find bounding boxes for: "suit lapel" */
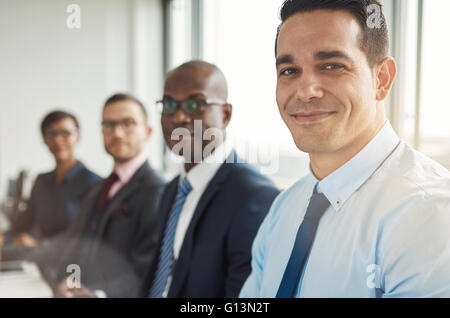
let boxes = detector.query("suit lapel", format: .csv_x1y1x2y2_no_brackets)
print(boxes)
159,177,181,227
168,153,236,297
55,182,103,273
89,162,151,255
69,183,103,236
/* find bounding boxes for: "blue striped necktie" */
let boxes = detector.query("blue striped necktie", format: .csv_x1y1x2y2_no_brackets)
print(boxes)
276,184,330,298
149,177,192,298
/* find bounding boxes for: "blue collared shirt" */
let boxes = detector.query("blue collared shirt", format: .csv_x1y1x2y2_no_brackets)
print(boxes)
240,122,450,297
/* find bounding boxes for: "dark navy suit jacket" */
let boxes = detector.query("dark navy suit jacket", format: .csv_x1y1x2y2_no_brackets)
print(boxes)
141,152,280,298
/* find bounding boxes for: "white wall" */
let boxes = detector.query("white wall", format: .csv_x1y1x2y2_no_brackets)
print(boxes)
0,0,164,198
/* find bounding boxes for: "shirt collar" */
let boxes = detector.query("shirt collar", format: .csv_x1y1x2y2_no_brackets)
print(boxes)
59,161,84,183
180,139,232,192
311,121,400,212
114,151,148,183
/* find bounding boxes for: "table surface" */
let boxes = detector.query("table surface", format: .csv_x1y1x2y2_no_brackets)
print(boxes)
0,261,53,298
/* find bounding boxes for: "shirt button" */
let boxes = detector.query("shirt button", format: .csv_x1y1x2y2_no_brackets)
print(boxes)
336,200,341,205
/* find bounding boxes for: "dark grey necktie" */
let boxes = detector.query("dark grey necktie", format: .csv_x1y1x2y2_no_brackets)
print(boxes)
276,184,331,298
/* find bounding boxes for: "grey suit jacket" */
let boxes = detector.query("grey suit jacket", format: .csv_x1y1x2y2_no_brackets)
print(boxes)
35,161,166,297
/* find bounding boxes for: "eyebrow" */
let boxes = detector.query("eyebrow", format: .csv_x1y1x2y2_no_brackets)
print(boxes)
163,93,206,100
103,116,135,122
275,54,293,68
314,50,353,62
276,50,354,68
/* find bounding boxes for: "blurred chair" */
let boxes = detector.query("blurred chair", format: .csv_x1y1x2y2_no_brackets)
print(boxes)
1,170,30,233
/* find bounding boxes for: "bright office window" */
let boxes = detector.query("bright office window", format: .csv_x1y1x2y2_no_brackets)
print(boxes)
166,0,309,187
419,0,450,168
165,0,194,70
165,0,450,184
393,0,419,147
202,0,309,187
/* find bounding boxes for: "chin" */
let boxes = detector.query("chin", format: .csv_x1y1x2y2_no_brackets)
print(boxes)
293,135,334,154
114,155,134,163
54,154,70,162
107,148,128,161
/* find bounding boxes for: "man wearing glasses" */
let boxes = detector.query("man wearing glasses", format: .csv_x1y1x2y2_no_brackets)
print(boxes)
35,93,166,298
141,60,279,298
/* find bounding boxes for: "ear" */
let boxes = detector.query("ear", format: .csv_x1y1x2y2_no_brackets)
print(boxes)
75,131,81,144
43,136,50,148
145,125,153,139
222,104,232,128
375,57,397,101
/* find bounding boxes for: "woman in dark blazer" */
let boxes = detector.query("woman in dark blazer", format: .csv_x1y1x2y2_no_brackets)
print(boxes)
4,110,100,249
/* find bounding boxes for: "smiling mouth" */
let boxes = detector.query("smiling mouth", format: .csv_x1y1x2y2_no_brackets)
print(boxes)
291,111,335,124
53,147,66,152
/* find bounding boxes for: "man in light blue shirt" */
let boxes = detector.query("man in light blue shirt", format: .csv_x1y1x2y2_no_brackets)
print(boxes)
240,0,450,298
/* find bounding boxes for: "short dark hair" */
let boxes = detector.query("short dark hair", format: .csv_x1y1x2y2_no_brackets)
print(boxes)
103,93,148,121
41,110,79,136
275,0,389,67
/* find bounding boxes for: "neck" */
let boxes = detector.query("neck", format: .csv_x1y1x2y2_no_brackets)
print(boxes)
183,138,225,173
184,162,197,173
54,157,78,184
113,152,143,169
114,159,129,170
310,118,386,181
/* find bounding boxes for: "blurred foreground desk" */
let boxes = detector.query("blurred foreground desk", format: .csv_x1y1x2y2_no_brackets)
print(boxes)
0,261,53,297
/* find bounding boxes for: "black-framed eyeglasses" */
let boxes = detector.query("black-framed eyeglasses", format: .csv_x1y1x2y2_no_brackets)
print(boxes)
44,129,78,139
101,118,140,133
156,98,227,116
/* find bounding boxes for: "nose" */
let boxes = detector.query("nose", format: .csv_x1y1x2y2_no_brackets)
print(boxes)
171,107,192,125
53,134,66,144
110,124,126,137
295,71,324,102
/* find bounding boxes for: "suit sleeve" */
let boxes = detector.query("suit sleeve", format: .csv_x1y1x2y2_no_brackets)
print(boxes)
94,184,165,298
225,186,279,297
33,191,101,290
239,190,284,298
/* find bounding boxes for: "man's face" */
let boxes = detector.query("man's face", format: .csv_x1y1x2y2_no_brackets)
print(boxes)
161,68,231,162
276,10,380,155
43,118,79,162
102,100,151,163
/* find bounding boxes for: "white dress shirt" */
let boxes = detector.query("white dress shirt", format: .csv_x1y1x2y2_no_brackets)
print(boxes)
163,140,232,297
240,121,450,297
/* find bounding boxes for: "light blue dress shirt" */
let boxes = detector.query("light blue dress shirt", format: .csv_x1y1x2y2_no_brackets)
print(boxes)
240,122,450,298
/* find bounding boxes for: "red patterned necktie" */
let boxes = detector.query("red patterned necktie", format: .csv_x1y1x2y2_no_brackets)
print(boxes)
97,172,119,212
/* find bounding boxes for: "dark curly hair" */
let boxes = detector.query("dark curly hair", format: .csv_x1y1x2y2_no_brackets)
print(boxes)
275,0,389,67
41,111,79,136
